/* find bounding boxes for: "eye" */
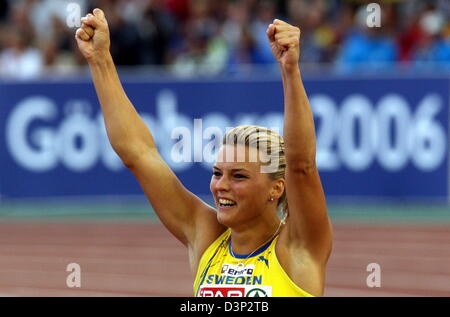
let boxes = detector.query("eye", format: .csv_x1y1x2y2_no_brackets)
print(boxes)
213,171,222,177
234,174,247,179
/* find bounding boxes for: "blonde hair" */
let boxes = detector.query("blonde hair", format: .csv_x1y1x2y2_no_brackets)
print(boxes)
222,125,288,220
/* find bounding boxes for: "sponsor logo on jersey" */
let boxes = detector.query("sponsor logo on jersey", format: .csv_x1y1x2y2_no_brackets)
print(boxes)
199,286,245,297
246,287,269,297
221,263,254,276
198,285,272,297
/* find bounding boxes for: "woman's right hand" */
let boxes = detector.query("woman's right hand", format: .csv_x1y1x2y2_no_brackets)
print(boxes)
75,8,110,64
266,19,300,73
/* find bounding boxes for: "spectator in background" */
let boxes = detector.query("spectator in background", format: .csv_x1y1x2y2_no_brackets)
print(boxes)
0,0,44,79
335,4,398,73
137,0,176,65
412,6,450,69
0,0,448,77
398,8,427,63
249,0,277,64
40,16,80,76
172,0,228,76
36,4,85,76
0,0,84,78
222,0,248,53
165,0,191,23
0,26,43,79
288,0,338,65
88,0,141,66
27,0,87,43
223,0,257,67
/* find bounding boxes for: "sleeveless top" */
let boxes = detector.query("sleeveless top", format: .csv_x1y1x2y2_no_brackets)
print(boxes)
193,229,314,297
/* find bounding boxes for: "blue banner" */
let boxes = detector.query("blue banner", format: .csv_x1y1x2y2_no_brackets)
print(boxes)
0,75,448,202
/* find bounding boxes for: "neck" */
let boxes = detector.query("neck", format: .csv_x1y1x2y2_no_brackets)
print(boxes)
230,215,282,256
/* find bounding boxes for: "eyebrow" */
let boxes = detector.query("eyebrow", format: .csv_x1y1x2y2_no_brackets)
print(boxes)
213,166,249,173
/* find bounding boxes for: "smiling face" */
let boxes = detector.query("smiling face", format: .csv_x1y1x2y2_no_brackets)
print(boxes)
210,144,284,228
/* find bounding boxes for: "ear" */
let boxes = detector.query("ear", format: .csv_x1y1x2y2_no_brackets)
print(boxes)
270,178,285,200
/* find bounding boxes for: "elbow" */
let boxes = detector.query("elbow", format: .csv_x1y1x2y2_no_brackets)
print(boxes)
286,159,317,175
285,145,317,174
119,153,139,169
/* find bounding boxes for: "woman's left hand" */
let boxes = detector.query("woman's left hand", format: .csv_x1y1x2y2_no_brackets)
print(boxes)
266,19,301,71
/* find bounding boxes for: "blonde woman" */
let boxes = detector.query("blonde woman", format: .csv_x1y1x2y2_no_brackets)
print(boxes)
76,9,332,297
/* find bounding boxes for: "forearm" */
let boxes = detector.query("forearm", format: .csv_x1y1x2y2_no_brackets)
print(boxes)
281,65,317,171
88,53,157,162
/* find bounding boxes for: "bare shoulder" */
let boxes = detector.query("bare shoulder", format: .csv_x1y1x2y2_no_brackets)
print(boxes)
275,222,328,297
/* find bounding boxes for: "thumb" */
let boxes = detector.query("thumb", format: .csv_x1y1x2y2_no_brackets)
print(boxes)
266,24,276,43
93,8,106,22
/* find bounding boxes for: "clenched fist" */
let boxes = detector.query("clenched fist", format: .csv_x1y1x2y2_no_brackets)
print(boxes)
75,8,110,63
266,19,301,71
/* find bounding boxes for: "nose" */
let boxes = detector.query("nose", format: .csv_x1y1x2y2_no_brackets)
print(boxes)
214,174,230,192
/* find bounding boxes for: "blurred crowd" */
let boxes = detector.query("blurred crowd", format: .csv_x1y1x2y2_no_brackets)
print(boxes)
0,0,449,79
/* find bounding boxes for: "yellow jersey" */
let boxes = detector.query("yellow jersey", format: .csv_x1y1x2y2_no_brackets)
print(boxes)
193,229,314,297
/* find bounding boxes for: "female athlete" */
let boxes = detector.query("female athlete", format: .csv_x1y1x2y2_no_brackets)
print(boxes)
76,8,332,297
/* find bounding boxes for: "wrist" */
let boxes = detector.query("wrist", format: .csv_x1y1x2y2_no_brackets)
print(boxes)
279,62,300,77
87,52,113,68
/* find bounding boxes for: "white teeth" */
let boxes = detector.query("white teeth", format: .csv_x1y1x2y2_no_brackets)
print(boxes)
219,198,236,205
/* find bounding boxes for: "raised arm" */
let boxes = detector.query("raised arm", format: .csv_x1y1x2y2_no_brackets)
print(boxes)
267,20,332,263
75,9,225,264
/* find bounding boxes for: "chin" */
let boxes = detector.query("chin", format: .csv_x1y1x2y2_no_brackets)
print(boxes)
216,209,238,228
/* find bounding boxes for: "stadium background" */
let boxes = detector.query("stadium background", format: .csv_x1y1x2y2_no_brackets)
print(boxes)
0,0,449,296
